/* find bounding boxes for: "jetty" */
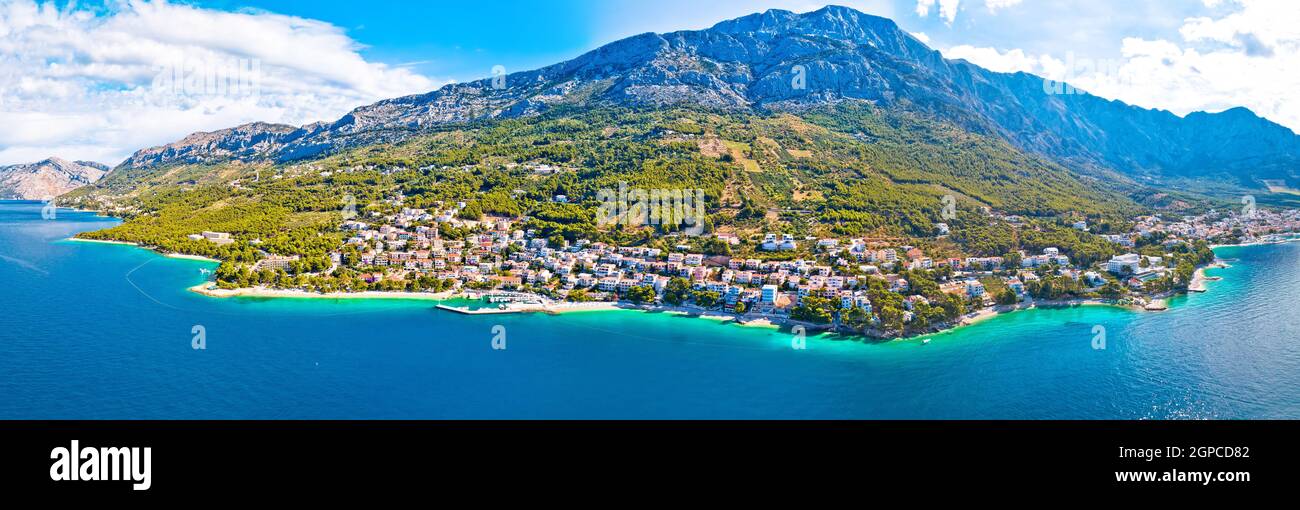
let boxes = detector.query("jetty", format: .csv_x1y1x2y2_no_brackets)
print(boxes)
435,304,527,315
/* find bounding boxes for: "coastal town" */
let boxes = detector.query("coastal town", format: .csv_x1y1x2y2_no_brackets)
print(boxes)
193,196,1300,339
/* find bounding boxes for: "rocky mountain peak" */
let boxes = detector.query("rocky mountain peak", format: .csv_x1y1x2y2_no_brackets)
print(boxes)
0,158,109,200
111,5,1298,186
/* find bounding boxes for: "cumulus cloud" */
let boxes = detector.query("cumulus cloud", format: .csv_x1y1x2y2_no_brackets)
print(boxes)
940,0,1299,133
0,0,439,165
1089,0,1299,131
983,0,1024,12
915,0,961,24
942,45,1064,75
916,0,1022,23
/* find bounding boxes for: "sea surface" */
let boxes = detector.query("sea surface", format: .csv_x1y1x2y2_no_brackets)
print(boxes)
1,201,1298,419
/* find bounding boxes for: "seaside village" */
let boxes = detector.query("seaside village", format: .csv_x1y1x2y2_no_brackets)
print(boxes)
201,199,1299,326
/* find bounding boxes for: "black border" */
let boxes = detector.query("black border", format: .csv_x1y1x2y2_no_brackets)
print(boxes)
1,420,1291,497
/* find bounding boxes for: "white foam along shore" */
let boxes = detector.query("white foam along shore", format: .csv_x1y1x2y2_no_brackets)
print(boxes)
65,237,137,247
1188,262,1228,292
79,230,1261,340
166,253,220,263
188,284,459,302
191,277,1201,341
67,237,220,263
1209,235,1300,250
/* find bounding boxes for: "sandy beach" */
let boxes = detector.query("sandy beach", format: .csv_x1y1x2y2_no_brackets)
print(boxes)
65,237,138,247
189,284,458,302
1189,263,1227,292
78,224,1235,342
166,253,220,263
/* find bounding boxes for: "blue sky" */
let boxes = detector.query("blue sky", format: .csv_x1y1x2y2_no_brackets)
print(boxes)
2,0,1294,164
38,0,1229,83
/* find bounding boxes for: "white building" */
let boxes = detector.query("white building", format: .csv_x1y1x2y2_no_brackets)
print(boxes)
1107,254,1142,274
760,233,798,252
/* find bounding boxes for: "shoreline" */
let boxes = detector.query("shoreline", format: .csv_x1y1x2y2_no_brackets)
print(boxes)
72,230,1274,342
65,237,138,247
66,237,220,263
188,284,459,302
179,268,1219,342
167,253,221,263
1188,262,1228,293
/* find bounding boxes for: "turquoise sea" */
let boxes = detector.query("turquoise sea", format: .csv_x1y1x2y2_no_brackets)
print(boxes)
1,201,1298,419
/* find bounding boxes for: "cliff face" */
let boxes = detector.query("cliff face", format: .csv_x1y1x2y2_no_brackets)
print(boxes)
0,158,109,200
114,5,1300,187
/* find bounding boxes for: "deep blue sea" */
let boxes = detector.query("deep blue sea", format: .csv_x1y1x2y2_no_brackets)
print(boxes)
1,201,1298,419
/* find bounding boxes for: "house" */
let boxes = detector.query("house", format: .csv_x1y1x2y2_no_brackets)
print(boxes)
256,255,300,272
965,280,986,298
760,233,797,251
1006,278,1025,295
200,231,234,245
1107,254,1142,274
761,284,779,304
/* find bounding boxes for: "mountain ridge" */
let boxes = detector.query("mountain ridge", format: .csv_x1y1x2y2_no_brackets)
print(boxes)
113,5,1298,188
0,157,109,200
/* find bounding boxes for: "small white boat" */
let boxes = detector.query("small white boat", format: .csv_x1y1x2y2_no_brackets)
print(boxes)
922,339,931,345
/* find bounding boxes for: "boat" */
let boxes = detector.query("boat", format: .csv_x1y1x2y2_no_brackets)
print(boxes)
922,339,931,345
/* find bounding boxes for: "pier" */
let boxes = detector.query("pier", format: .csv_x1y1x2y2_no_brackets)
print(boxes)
435,304,528,315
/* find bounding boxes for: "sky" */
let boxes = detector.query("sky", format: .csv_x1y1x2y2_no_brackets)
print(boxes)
0,0,1294,165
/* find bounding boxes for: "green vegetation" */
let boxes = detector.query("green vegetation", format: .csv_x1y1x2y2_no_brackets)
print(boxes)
68,105,1144,268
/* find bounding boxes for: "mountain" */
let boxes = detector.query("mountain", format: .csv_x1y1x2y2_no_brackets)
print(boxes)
119,122,308,169
116,5,1299,189
0,158,109,200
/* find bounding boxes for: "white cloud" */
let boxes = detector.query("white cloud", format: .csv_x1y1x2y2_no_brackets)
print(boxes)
0,0,439,166
915,0,961,24
1087,0,1300,131
983,0,1024,12
940,0,1300,133
942,44,1063,74
916,0,1021,23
